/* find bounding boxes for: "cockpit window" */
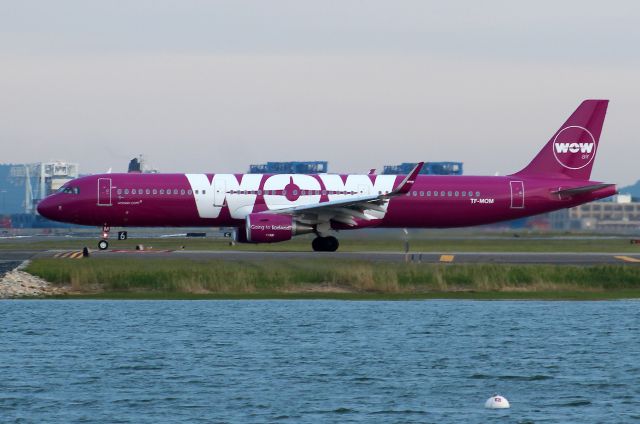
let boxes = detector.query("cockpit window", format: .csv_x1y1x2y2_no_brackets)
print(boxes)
58,186,80,194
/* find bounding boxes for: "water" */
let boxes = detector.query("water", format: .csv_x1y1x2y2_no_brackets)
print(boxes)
1,300,639,423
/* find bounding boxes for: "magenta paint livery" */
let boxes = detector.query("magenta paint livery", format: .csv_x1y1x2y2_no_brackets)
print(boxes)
37,100,616,251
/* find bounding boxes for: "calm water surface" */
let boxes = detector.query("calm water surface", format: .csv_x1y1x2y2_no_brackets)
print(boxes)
1,300,639,423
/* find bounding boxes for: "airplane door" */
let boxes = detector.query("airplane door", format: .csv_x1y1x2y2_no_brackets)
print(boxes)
97,178,112,206
509,180,524,209
214,181,226,207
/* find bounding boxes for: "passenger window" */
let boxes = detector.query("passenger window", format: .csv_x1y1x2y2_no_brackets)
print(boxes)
434,191,438,197
412,191,417,196
117,189,122,195
257,190,262,195
476,191,480,197
454,191,459,196
426,191,431,196
180,189,185,195
282,190,287,195
448,191,452,197
293,189,298,195
173,189,178,195
195,190,199,194
462,191,466,197
441,191,445,196
419,191,424,196
124,189,129,194
146,189,150,195
202,190,206,194
160,189,164,195
187,190,192,195
468,191,473,197
153,189,157,195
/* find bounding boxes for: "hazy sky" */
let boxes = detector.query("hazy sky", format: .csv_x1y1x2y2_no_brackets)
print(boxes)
1,1,639,184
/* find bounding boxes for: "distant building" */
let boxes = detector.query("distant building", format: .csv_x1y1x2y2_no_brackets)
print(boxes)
0,164,25,214
1,161,79,214
550,195,640,231
383,162,463,176
249,161,328,174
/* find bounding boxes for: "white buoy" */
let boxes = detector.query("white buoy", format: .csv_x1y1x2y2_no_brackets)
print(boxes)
485,394,510,409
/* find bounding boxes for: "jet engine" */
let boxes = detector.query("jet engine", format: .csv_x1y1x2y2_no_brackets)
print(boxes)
245,213,313,243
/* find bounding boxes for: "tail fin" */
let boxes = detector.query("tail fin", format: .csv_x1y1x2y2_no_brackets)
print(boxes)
513,99,608,180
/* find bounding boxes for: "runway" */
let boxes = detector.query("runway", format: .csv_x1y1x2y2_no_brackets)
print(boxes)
36,249,640,265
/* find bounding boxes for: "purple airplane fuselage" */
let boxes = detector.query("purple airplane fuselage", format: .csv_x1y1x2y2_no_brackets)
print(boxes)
36,173,615,228
37,100,616,251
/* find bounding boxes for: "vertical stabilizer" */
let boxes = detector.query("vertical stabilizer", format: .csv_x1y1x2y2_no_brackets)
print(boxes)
513,100,608,180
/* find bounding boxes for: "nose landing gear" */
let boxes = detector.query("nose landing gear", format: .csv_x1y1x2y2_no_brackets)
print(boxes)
98,226,127,250
98,225,110,250
311,236,339,252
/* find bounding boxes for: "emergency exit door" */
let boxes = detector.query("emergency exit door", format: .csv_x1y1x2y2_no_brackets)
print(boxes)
510,180,524,209
97,178,112,206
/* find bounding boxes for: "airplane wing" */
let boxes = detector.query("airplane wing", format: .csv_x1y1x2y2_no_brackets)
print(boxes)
551,183,616,197
262,162,423,227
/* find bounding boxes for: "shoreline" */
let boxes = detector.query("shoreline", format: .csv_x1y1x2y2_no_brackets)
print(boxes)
39,289,640,301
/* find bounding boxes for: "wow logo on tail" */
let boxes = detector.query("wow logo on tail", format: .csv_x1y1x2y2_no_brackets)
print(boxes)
552,125,596,170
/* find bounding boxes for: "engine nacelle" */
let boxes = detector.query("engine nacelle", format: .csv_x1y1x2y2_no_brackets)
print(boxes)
245,213,312,243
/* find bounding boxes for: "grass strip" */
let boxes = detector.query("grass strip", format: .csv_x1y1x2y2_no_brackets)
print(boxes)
25,258,640,299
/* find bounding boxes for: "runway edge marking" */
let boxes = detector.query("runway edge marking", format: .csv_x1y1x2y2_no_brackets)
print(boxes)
54,251,83,259
614,255,640,263
439,254,455,263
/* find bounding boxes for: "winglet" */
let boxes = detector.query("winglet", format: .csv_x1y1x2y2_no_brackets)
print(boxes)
390,162,423,195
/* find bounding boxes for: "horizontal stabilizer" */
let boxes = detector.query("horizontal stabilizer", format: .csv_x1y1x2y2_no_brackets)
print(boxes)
551,183,616,196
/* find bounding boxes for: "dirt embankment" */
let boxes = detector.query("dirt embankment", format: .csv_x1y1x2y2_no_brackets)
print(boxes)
0,261,71,298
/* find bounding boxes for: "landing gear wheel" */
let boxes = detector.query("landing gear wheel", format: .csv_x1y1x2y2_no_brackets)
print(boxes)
312,236,340,252
98,240,109,250
324,236,339,252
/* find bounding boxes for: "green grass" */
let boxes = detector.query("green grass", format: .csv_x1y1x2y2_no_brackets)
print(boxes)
25,258,640,299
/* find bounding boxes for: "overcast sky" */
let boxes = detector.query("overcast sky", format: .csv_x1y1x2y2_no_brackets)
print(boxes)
1,1,639,184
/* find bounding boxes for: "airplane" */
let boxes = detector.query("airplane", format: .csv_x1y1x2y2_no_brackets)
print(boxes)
37,100,616,252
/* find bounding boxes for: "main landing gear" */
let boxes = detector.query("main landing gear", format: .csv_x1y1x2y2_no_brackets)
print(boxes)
312,236,339,252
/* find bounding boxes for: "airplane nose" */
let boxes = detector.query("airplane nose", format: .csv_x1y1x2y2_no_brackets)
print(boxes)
37,197,55,219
